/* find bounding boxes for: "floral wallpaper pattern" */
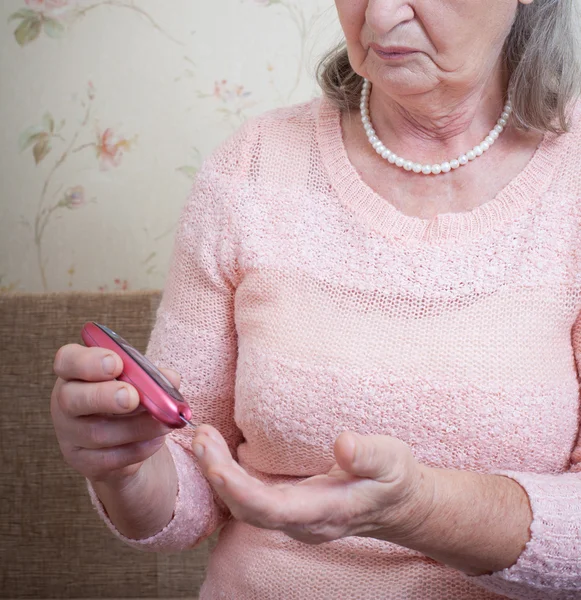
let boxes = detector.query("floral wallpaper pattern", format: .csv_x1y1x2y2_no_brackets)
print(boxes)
0,0,339,292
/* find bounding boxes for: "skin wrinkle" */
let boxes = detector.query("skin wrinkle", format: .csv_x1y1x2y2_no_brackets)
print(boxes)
336,0,534,151
335,1,543,219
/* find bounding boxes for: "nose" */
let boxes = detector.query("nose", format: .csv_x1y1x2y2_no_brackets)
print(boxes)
365,0,415,37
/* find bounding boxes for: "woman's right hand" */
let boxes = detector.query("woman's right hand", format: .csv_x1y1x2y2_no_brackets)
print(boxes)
51,343,179,486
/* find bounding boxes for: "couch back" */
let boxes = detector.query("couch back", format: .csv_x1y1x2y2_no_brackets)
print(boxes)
0,292,214,599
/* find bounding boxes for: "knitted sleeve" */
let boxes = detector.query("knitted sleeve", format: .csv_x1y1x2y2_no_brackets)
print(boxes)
464,314,581,598
85,117,258,552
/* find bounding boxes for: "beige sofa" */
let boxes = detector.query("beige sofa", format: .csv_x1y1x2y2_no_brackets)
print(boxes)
0,291,217,599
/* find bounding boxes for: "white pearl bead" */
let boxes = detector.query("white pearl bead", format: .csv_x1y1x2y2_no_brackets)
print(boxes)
473,145,483,157
395,157,405,167
381,149,391,159
485,135,495,145
501,111,510,120
459,155,468,165
421,165,432,174
441,162,451,173
431,164,442,175
490,130,499,140
369,135,378,143
493,124,503,134
373,141,382,150
388,154,397,164
466,150,476,161
364,124,373,133
375,144,384,154
403,160,413,171
498,117,507,127
481,140,490,151
412,163,422,173
450,159,460,169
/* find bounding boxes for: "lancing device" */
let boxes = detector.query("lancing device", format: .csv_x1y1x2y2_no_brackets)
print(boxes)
81,322,196,429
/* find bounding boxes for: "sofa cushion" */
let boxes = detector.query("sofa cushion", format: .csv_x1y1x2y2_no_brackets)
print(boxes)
0,291,214,599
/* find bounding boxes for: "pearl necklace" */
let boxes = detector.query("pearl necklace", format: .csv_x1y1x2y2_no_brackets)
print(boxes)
360,78,512,175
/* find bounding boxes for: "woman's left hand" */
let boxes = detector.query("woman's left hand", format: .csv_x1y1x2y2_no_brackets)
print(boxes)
191,425,436,545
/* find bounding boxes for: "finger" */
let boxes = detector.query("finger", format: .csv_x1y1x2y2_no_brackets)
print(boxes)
76,436,167,480
207,461,289,529
193,431,234,470
193,424,230,451
54,344,123,382
194,436,295,526
159,367,181,390
59,379,140,417
194,423,228,445
68,411,172,449
211,465,341,533
334,431,358,471
191,428,293,525
336,432,414,484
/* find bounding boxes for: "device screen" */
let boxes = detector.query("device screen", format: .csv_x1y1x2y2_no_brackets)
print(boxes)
95,323,185,403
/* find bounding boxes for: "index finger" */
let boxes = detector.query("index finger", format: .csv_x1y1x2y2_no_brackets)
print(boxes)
53,343,123,382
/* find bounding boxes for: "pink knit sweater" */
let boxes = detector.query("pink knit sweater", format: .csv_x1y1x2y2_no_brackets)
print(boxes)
88,95,581,599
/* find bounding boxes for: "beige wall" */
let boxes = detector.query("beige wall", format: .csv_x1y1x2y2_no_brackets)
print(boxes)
0,0,340,292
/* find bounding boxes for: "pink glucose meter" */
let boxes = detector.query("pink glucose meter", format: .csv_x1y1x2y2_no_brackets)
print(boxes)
81,322,194,429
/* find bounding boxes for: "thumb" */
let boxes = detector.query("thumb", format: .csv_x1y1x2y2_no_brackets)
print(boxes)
334,432,413,482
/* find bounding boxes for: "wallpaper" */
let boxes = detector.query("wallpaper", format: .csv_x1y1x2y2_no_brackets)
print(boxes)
0,0,340,292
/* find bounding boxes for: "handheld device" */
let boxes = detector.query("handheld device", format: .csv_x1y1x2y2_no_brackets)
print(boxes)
81,322,195,429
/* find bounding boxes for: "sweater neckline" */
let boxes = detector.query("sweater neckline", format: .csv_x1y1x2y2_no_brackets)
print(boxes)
316,94,561,243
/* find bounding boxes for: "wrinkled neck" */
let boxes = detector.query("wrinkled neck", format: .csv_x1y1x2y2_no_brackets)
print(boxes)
365,65,509,162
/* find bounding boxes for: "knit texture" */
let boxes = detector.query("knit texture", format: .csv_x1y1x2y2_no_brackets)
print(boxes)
88,95,581,599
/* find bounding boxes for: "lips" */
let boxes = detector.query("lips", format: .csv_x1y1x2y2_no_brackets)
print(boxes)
370,43,418,56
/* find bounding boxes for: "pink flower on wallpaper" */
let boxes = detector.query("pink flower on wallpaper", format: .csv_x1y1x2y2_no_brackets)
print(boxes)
25,0,69,12
99,278,129,292
95,128,135,170
213,79,252,102
62,185,86,208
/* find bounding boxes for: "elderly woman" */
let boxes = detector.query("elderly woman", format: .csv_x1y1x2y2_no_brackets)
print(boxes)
51,0,581,598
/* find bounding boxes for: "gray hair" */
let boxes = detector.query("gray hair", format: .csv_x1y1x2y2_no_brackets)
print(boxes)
316,1,581,134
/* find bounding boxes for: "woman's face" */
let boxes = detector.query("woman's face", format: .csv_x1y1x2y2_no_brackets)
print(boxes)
335,0,531,99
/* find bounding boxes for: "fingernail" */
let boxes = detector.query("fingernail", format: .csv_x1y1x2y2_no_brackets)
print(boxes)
193,443,205,459
208,473,224,487
116,388,130,409
102,355,117,375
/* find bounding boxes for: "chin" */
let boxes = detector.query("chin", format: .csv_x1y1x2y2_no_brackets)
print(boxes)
366,63,439,99
350,48,438,98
